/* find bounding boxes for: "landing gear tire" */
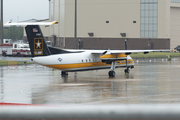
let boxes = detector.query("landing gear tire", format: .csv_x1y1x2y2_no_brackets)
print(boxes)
16,52,21,57
124,68,129,73
61,71,68,76
108,70,115,77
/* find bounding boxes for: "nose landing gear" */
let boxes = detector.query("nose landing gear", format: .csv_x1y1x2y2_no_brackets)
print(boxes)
109,70,115,77
108,61,116,77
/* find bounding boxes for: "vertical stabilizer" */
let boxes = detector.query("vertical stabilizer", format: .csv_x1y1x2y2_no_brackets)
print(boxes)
25,25,51,57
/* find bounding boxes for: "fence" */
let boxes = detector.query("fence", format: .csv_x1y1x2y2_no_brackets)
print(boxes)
1,104,180,119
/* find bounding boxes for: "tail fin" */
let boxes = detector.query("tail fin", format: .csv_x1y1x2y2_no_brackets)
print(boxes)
25,25,51,57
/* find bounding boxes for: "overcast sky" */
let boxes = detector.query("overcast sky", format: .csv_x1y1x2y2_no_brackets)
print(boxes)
3,0,49,23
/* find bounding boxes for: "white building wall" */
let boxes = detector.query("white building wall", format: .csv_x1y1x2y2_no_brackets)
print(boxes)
158,0,170,39
50,0,174,39
64,0,75,38
46,0,180,49
53,0,59,37
78,0,141,38
170,7,180,49
60,0,140,38
170,0,180,49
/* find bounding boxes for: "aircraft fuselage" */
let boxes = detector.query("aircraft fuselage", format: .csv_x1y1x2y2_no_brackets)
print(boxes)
32,51,134,72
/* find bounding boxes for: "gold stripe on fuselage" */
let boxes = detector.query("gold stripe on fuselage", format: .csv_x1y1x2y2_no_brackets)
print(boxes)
43,59,134,70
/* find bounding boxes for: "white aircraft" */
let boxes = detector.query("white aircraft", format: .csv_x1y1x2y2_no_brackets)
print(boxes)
4,21,169,77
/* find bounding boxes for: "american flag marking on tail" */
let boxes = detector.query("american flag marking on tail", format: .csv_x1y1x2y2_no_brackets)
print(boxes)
33,28,38,32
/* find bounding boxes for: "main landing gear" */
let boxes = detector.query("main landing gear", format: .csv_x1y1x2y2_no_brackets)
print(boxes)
124,58,131,74
124,65,134,74
61,71,68,76
108,59,133,77
124,68,130,74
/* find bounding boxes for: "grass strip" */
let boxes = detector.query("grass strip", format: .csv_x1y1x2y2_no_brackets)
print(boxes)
0,60,33,66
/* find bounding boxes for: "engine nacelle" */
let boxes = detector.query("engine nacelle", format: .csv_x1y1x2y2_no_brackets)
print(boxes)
100,53,127,64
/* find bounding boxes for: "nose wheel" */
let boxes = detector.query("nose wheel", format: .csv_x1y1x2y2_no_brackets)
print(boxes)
109,70,115,77
108,61,116,77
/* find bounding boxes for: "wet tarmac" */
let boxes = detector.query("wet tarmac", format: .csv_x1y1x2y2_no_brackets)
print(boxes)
0,58,180,105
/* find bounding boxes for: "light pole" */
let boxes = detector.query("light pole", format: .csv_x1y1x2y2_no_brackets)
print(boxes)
74,0,77,49
78,38,81,49
0,0,3,44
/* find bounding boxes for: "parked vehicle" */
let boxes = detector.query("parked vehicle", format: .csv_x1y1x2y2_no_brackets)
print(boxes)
0,42,31,57
174,45,180,52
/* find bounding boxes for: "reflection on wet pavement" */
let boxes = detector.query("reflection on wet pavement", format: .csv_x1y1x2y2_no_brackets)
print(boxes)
0,59,180,105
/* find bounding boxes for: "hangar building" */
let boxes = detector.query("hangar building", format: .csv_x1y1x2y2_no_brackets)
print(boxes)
25,0,180,50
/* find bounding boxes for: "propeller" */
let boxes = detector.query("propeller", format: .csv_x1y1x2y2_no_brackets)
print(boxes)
125,39,128,73
125,39,131,55
125,39,127,50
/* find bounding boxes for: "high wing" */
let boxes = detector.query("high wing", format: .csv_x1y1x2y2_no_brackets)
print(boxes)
91,49,170,55
3,21,170,55
4,21,58,26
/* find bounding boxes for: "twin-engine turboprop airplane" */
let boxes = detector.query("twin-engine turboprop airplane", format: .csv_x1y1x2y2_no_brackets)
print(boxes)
4,21,169,77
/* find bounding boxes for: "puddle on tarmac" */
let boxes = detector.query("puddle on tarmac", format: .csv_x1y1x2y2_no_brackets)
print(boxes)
0,60,180,105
